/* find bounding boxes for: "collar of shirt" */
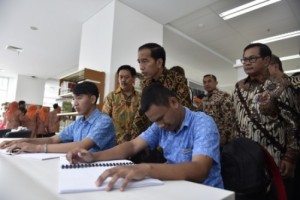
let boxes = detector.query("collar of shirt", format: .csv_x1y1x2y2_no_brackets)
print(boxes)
114,87,137,97
171,107,190,134
150,68,168,84
78,108,100,125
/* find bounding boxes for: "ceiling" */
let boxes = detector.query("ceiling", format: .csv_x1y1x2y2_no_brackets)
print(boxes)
0,0,299,79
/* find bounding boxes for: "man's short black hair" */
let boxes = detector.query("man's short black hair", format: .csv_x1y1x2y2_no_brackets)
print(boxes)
73,82,99,103
270,54,283,72
18,100,26,106
203,74,217,81
53,103,59,109
141,83,177,114
243,43,272,58
138,43,166,67
117,65,137,77
170,66,185,77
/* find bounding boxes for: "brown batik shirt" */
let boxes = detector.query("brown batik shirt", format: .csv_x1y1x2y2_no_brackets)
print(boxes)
198,89,234,147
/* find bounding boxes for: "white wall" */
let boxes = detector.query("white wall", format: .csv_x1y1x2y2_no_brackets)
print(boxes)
78,1,115,75
163,27,237,93
109,1,163,94
15,75,46,105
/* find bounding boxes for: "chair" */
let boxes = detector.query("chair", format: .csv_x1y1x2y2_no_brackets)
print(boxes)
0,129,11,138
262,147,287,200
4,130,32,138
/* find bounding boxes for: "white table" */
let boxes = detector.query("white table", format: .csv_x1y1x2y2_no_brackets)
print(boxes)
0,139,234,200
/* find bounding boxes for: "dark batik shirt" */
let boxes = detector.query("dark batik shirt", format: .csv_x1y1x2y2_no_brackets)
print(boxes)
130,68,193,139
233,74,299,165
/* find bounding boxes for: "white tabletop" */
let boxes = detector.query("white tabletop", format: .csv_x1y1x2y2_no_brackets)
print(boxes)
0,139,234,200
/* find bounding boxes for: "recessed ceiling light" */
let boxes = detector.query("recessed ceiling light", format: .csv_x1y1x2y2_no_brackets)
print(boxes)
30,26,39,31
219,0,281,20
5,45,23,55
252,30,300,43
284,69,300,74
280,54,300,61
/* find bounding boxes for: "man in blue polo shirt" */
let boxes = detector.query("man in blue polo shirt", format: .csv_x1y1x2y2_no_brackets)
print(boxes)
0,82,116,153
67,83,223,190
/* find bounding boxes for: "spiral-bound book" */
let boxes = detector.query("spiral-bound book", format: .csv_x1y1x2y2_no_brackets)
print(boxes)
58,156,163,194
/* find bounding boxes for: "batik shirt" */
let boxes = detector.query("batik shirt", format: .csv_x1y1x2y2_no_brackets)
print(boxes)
233,75,299,165
198,89,234,147
102,87,141,144
139,107,223,188
130,68,193,139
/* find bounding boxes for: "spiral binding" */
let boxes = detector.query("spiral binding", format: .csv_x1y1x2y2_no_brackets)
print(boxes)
61,161,134,169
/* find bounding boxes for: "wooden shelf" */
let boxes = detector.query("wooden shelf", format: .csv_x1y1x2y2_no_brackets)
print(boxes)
59,68,105,112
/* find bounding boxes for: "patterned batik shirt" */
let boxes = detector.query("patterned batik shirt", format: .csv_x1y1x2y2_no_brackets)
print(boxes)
233,75,300,165
198,89,234,147
131,68,193,139
102,88,141,144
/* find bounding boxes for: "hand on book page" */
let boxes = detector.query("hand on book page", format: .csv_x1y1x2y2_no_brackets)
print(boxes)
96,163,153,191
66,147,95,164
59,157,163,193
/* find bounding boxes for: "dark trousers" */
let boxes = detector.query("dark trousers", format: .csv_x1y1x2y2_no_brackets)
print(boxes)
36,132,55,138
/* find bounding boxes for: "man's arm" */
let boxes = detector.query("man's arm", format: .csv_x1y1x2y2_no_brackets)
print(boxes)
67,137,148,164
96,154,213,191
5,136,96,153
101,93,113,116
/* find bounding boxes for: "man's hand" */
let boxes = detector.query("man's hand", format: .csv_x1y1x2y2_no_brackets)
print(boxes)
280,160,296,178
66,148,94,164
0,139,29,149
96,164,151,191
6,142,40,153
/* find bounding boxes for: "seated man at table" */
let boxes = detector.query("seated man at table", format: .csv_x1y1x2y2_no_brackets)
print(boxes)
67,83,223,190
0,82,116,153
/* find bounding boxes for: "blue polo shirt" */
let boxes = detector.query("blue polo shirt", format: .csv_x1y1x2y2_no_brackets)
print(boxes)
139,107,223,188
59,109,116,152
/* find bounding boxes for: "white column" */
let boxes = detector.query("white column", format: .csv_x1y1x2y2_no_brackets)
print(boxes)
78,0,163,97
15,75,46,105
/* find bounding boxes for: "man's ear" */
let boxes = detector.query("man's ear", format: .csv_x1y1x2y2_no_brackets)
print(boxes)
90,95,96,104
156,58,163,68
264,56,271,66
169,97,179,108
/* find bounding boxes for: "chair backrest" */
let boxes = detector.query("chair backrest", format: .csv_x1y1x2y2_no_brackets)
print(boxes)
262,147,287,200
0,129,11,138
4,130,32,138
221,138,287,200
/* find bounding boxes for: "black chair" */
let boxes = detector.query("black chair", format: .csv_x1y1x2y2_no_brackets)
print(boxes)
0,129,11,138
4,130,32,138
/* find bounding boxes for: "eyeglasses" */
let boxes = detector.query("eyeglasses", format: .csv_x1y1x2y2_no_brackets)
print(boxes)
240,56,262,64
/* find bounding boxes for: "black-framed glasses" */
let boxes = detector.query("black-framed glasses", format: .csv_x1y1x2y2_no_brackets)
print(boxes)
240,56,262,64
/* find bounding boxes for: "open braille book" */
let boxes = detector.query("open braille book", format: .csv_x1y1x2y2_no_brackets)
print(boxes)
58,156,163,194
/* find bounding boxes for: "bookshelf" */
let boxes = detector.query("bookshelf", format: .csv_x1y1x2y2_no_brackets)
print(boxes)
59,68,105,113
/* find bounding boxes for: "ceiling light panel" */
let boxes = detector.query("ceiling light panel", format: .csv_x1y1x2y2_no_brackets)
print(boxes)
219,0,281,20
252,30,300,43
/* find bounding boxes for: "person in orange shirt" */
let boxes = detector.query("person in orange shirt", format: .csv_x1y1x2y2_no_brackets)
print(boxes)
21,105,38,137
5,101,24,129
46,103,61,137
36,106,50,137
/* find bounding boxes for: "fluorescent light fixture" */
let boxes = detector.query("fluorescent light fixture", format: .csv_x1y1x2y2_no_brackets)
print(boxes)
219,0,281,20
252,30,300,43
284,69,300,74
280,54,300,61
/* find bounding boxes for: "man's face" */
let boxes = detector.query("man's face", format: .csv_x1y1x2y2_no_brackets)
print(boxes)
118,69,135,91
242,47,269,78
268,63,278,76
203,76,217,93
137,48,162,79
145,98,180,132
73,94,95,116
